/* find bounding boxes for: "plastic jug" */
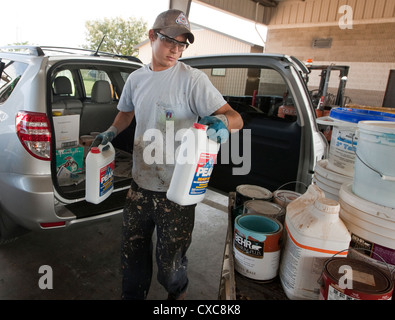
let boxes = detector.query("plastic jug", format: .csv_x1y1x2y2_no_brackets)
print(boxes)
167,123,220,206
85,143,115,204
279,185,351,300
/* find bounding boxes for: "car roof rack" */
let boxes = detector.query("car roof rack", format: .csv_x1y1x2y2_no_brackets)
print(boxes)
0,46,45,56
0,45,142,63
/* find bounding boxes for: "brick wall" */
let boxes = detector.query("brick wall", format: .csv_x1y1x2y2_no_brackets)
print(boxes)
265,22,395,107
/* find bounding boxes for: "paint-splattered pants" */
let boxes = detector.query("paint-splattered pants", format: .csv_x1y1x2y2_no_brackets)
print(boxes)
121,180,196,300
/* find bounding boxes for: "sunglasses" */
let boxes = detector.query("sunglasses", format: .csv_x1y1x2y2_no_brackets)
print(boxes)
156,32,189,52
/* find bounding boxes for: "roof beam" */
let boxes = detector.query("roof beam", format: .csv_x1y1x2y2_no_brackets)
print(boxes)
252,0,277,7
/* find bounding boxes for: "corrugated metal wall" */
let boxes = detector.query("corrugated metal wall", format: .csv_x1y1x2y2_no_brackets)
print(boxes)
270,0,395,26
197,0,395,25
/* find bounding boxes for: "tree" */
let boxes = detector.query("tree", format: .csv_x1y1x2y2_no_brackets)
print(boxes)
83,17,147,57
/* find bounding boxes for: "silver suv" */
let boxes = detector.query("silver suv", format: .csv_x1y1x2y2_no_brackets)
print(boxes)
0,46,326,242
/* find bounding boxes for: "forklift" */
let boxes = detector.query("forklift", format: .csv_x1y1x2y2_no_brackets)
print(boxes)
307,63,350,113
306,63,351,142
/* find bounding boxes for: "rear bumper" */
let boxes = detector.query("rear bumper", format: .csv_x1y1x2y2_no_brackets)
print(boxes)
0,173,71,231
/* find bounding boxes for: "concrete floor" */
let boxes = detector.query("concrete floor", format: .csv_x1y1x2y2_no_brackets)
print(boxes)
0,189,228,300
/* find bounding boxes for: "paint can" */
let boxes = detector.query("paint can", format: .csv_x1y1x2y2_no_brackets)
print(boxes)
234,184,272,217
243,200,284,223
273,189,301,208
319,257,393,300
234,214,283,281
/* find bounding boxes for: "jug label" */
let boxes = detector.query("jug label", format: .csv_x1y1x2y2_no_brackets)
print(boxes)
189,152,217,195
100,161,115,197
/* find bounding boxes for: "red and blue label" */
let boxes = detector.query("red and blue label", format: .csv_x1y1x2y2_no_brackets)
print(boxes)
100,161,115,197
189,153,217,195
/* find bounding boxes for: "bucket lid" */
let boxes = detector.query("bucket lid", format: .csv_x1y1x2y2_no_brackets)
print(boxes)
324,258,393,294
330,107,395,124
358,121,395,134
339,183,395,221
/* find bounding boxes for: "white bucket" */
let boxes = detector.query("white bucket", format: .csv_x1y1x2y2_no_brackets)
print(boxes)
317,108,395,177
317,116,357,177
353,121,395,208
313,159,353,201
339,183,395,273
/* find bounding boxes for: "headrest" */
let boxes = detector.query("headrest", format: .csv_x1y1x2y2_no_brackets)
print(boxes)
53,76,73,95
91,80,112,103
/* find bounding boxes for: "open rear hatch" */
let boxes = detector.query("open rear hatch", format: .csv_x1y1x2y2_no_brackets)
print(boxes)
48,60,138,218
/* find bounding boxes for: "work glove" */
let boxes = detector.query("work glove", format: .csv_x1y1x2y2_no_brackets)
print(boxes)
199,115,229,144
91,126,118,148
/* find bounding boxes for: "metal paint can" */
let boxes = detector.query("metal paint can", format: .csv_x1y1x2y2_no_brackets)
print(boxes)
234,185,272,217
319,257,393,300
243,200,284,223
234,214,283,281
273,189,301,208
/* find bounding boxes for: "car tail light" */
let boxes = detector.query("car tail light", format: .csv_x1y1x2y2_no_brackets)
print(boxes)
16,111,51,160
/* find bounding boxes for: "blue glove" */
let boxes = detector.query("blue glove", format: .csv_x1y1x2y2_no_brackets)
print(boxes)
199,115,229,144
91,126,117,147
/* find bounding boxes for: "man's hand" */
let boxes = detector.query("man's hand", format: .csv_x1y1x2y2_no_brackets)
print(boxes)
198,115,229,144
91,126,118,147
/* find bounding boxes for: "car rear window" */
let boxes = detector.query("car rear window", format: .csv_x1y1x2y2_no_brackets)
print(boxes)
0,59,28,104
200,67,296,121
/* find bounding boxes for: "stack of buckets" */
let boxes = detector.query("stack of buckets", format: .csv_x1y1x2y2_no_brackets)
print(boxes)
314,107,395,299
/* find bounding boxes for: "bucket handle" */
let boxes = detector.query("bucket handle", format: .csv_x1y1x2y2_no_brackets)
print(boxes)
352,133,395,182
318,248,394,286
275,180,308,192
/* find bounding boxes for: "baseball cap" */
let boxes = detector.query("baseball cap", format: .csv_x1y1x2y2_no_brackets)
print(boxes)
152,9,194,44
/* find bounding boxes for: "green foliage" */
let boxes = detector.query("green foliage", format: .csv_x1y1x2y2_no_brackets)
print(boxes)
83,17,148,56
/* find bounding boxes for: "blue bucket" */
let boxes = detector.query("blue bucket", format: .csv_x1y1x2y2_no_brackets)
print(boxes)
330,107,395,123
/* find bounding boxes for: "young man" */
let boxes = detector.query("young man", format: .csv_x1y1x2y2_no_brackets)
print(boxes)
95,9,243,299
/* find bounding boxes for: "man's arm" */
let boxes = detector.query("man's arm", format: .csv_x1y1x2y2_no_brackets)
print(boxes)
213,103,244,132
112,110,135,134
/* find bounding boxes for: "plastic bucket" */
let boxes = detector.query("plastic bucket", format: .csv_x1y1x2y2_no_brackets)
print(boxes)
313,160,353,201
339,183,395,273
234,215,282,281
353,121,395,208
319,257,393,300
317,108,395,177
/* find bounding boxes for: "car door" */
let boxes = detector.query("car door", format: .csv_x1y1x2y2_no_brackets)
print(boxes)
180,54,325,193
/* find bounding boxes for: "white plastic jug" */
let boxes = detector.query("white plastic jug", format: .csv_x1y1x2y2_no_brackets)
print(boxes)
85,142,115,204
279,185,351,300
167,123,220,206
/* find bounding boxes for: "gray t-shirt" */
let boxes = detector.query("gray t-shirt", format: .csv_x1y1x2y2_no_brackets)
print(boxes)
118,61,227,192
